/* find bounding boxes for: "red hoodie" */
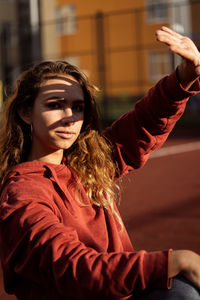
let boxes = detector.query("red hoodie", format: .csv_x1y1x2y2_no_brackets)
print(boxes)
0,70,199,300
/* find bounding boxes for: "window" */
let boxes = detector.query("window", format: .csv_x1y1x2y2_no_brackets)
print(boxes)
146,0,168,23
148,50,172,82
55,4,77,35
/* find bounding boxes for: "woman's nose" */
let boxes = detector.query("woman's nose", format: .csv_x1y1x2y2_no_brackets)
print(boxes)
61,108,74,124
64,107,73,117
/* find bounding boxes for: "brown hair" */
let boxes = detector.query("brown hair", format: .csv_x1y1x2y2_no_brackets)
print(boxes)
0,61,121,224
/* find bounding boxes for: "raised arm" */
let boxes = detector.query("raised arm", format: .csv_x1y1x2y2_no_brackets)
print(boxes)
104,28,200,175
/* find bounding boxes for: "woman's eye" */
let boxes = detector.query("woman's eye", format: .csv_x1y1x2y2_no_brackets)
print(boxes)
46,102,62,109
72,104,84,112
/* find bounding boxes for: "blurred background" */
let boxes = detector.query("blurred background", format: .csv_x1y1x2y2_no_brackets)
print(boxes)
0,0,200,124
0,0,200,299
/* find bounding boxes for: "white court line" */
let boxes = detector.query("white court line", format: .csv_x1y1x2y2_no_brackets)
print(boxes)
150,141,200,159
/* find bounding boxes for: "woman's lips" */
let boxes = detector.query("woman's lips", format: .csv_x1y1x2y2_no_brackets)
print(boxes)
56,131,75,139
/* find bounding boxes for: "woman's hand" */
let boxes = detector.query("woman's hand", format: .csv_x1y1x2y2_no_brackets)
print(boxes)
155,26,200,90
169,250,200,289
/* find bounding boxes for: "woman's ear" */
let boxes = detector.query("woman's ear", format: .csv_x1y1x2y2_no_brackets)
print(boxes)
18,107,32,125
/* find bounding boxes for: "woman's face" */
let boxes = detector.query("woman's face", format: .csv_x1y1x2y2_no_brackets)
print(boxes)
27,75,85,163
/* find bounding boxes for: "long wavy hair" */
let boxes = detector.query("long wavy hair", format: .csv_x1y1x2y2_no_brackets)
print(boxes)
0,61,121,223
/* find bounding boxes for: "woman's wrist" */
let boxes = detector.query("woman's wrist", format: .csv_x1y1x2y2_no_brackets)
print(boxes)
168,249,200,278
177,60,200,90
168,250,192,278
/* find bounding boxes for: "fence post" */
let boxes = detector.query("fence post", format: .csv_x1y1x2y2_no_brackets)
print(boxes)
95,11,109,126
95,11,106,92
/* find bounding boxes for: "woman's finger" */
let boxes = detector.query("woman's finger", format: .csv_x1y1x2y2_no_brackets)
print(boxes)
155,29,182,46
160,26,184,39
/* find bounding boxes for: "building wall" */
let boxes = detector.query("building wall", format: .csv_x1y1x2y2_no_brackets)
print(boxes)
0,0,16,22
56,0,170,96
40,0,58,60
40,0,198,101
56,0,144,14
40,0,175,98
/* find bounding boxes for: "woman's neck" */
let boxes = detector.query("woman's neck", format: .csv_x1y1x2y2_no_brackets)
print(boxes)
27,149,64,165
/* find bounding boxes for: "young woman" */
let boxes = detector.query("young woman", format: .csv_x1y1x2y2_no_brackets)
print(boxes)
0,27,200,300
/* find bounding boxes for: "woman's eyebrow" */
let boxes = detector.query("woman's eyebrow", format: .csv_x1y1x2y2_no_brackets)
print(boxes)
44,96,65,101
43,96,85,104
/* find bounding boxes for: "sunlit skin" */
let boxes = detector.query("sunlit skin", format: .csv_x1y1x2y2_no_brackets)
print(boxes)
25,76,84,164
155,26,200,90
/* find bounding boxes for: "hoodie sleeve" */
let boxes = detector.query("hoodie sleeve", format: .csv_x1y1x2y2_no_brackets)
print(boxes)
104,70,200,174
0,181,170,299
